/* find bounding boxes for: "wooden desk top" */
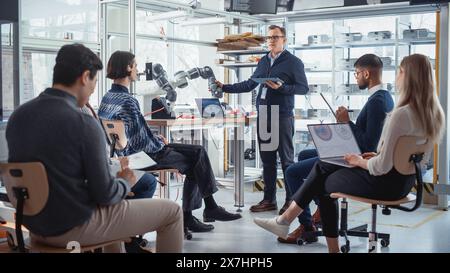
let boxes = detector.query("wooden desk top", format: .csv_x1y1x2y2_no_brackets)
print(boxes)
146,116,256,127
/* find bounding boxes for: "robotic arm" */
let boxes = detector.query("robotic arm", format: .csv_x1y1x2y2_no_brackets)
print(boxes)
143,63,223,118
149,63,223,103
171,66,223,99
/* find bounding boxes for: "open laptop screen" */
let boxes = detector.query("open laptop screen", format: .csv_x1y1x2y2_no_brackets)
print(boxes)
308,123,361,158
195,98,224,118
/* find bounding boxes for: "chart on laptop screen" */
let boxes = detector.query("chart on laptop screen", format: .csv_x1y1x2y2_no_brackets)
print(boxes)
308,123,361,158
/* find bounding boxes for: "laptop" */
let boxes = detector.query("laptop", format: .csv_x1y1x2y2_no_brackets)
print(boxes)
307,123,361,168
195,98,224,118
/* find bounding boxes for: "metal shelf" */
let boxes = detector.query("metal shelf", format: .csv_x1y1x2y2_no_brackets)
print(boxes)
288,44,333,50
335,39,405,48
217,49,268,56
217,63,259,68
335,39,435,48
336,65,397,71
401,38,436,45
305,68,333,73
288,39,435,51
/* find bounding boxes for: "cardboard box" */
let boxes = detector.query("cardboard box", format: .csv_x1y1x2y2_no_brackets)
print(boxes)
422,183,438,205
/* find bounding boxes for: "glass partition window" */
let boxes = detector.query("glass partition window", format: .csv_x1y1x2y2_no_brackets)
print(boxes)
22,0,98,41
1,23,14,120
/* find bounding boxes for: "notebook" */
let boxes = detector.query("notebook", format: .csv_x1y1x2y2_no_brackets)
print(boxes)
307,123,361,168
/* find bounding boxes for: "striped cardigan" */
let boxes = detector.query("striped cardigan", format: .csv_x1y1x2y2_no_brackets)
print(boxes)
98,84,164,156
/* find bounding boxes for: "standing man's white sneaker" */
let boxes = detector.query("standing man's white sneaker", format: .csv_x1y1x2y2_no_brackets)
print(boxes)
254,217,289,239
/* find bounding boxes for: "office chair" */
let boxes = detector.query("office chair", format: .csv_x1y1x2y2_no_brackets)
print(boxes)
0,162,127,253
299,136,431,253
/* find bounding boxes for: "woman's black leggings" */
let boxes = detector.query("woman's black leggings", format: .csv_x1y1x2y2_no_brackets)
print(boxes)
291,161,415,238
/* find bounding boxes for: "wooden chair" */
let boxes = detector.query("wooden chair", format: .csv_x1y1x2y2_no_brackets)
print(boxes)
99,119,191,240
329,136,432,253
101,119,128,158
0,162,126,253
100,119,181,196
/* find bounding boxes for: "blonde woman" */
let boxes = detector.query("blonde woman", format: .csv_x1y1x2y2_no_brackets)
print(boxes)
254,54,445,253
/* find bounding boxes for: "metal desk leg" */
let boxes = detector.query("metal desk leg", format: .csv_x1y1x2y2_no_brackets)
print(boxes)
160,125,171,199
234,123,245,211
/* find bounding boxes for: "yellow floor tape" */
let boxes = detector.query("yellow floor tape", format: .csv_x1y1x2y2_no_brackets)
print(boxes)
347,209,445,229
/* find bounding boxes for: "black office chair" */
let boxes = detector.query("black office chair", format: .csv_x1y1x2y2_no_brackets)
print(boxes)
299,136,431,253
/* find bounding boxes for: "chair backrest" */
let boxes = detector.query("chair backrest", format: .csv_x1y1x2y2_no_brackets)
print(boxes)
393,136,432,175
0,162,49,216
100,119,128,151
392,136,433,212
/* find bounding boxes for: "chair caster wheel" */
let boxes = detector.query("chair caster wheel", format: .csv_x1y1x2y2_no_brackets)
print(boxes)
381,239,389,247
296,239,304,246
340,245,350,253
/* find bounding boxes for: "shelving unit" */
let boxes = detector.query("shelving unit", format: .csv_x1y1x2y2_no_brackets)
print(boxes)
286,16,437,158
217,45,268,177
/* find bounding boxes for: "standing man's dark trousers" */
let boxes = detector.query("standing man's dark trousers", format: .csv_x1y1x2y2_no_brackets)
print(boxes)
148,143,219,211
252,115,294,212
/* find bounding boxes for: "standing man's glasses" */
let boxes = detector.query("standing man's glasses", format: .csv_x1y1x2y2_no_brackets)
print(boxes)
266,36,285,41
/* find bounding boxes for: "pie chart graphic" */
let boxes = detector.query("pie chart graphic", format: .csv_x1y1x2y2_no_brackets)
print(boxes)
313,125,332,141
203,104,223,118
335,124,352,140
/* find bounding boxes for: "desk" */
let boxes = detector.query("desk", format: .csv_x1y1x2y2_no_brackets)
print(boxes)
0,186,7,202
147,116,254,210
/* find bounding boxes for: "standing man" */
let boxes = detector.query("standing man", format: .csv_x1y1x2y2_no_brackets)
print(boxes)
215,25,309,213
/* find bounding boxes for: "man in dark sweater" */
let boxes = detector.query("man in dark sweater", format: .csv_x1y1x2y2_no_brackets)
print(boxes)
216,25,309,213
6,44,183,252
280,54,394,244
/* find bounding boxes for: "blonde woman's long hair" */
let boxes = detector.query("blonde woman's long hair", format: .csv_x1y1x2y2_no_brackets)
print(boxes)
397,54,445,143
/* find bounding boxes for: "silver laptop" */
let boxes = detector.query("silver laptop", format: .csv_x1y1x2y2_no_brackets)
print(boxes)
307,123,361,168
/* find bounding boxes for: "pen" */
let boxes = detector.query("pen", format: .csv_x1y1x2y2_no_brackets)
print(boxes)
347,110,354,113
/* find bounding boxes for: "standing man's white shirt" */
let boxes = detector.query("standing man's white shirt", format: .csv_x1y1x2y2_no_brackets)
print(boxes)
368,84,385,95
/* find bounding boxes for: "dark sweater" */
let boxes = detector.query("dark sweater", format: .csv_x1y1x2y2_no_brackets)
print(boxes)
350,89,394,152
6,88,130,237
222,50,309,117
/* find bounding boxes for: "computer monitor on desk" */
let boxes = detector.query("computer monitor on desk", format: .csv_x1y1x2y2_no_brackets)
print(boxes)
195,98,225,119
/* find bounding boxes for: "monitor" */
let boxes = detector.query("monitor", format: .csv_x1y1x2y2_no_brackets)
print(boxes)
249,0,278,14
227,0,278,14
195,98,225,119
